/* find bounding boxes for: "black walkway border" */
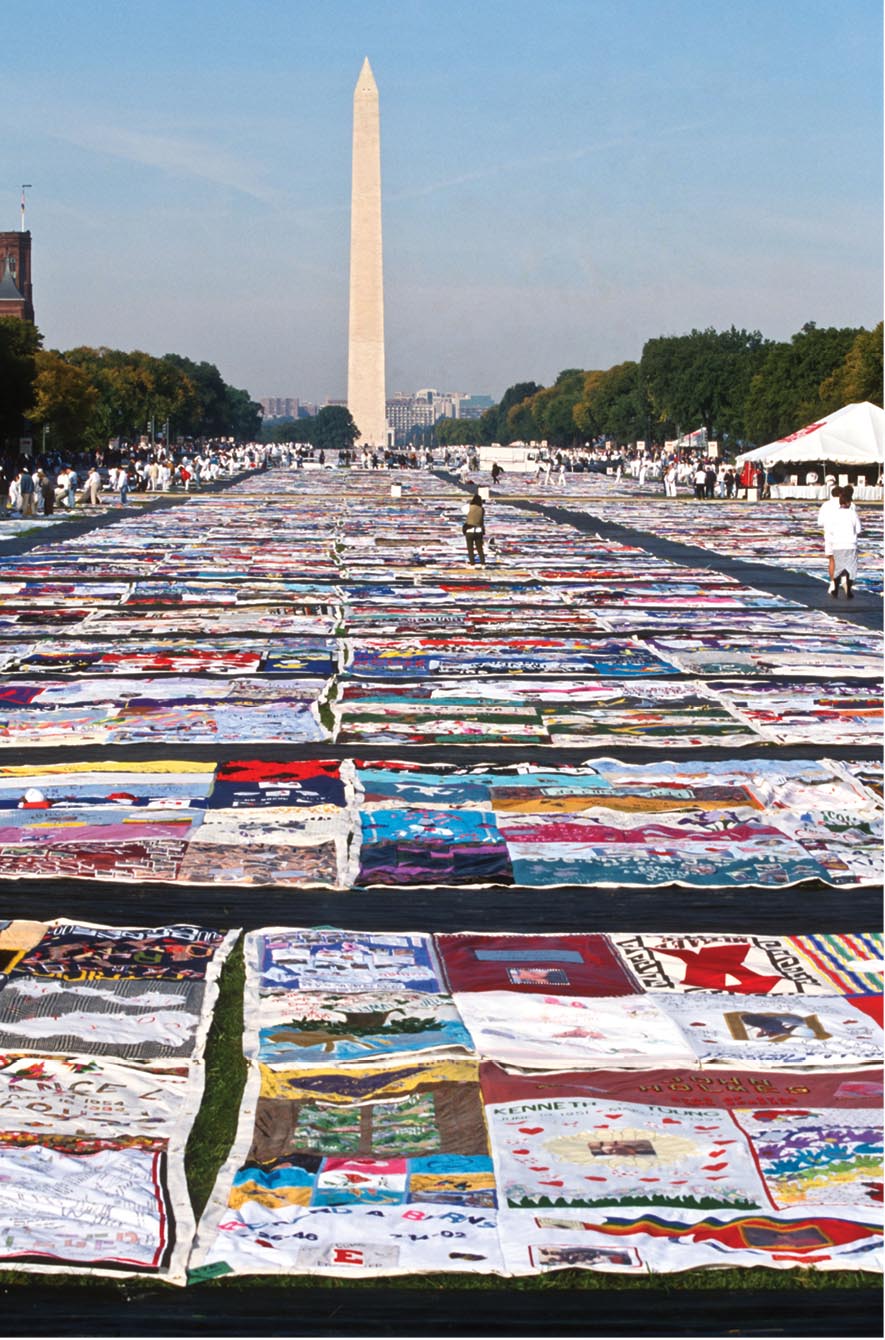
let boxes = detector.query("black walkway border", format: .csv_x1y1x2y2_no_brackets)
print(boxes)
1,878,878,935
0,1280,881,1338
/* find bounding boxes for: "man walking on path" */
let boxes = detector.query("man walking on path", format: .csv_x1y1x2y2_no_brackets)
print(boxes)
463,493,486,566
817,485,849,590
824,485,862,598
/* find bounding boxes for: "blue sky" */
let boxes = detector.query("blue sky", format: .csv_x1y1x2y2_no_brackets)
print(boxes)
4,0,882,400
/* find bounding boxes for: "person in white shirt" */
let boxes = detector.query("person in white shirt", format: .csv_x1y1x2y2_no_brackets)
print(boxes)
824,486,862,597
817,485,848,590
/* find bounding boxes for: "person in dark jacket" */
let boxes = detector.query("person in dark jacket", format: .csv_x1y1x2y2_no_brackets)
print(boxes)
19,467,35,517
704,462,716,499
36,469,54,514
463,493,486,565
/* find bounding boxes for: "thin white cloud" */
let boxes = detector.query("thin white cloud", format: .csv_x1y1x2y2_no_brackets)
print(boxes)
387,121,708,202
51,123,282,204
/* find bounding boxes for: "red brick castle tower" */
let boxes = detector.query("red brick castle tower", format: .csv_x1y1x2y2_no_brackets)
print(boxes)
0,231,34,323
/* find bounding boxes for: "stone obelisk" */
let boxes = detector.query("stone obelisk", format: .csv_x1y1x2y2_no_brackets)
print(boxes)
347,57,388,448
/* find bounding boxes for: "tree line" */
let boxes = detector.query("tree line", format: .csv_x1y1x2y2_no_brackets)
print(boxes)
0,319,262,453
435,321,883,449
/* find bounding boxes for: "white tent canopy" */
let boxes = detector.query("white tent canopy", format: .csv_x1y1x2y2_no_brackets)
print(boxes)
735,402,885,467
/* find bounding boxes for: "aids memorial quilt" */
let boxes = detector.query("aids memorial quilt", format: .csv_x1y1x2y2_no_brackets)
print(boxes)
348,759,880,889
1,638,342,678
649,634,883,679
192,926,504,1279
193,923,882,1279
0,677,331,747
480,1064,883,1276
334,679,759,747
709,679,883,746
341,604,615,636
452,991,696,1070
575,494,884,596
247,927,473,1064
611,933,883,996
0,917,237,1282
0,759,352,888
657,993,883,1069
436,932,637,996
342,637,675,679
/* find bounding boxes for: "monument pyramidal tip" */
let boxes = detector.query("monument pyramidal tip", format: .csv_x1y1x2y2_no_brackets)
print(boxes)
347,57,389,448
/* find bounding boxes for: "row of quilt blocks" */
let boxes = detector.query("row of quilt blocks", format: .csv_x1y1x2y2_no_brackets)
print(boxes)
0,659,880,749
0,917,238,1283
1,756,880,891
190,927,883,1280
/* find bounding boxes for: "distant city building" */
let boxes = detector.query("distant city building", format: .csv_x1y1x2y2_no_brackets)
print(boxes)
260,397,300,420
261,390,492,441
385,388,492,444
0,231,34,323
456,394,495,420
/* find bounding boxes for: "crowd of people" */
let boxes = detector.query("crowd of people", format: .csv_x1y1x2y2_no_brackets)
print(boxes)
0,442,268,516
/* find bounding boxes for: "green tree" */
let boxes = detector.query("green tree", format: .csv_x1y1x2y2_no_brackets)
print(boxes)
64,347,156,443
223,385,262,440
58,346,257,444
573,361,650,443
640,327,769,441
311,404,359,454
504,396,538,441
819,322,883,411
31,350,100,451
743,323,861,443
0,317,41,445
261,417,314,444
493,380,541,442
530,369,585,447
161,354,230,436
431,418,480,450
478,381,542,443
434,417,482,446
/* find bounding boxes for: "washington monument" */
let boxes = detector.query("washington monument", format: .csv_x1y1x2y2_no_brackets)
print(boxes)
347,57,388,448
